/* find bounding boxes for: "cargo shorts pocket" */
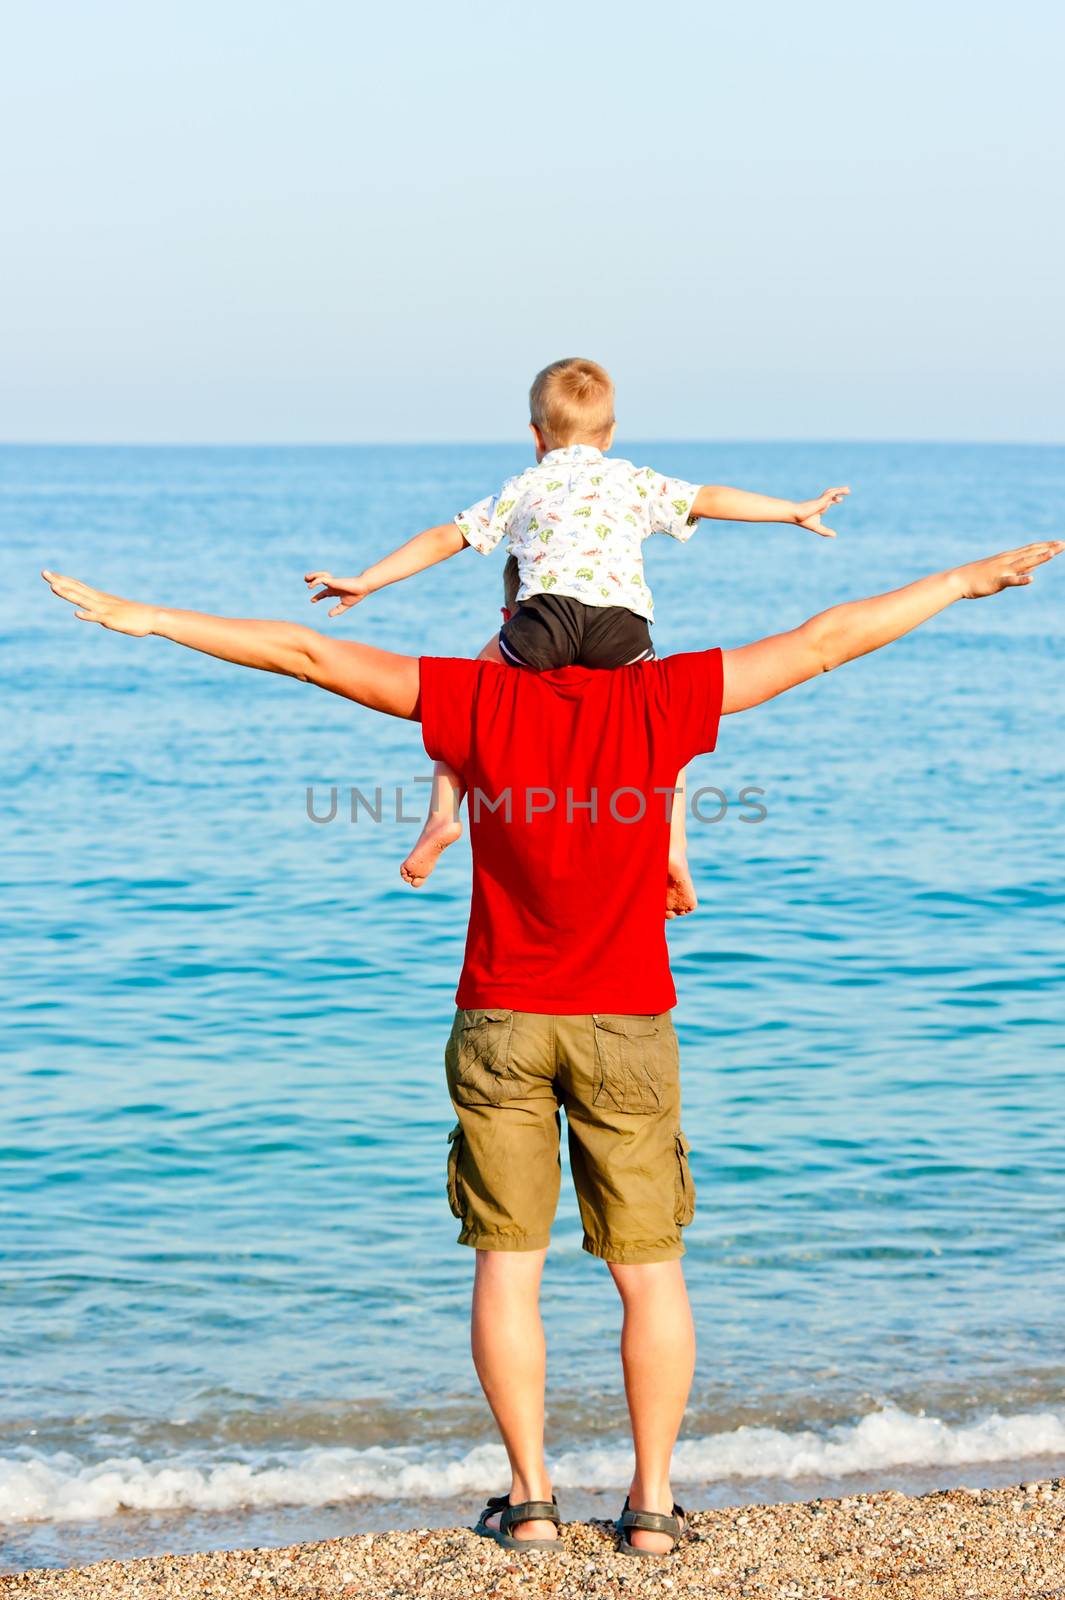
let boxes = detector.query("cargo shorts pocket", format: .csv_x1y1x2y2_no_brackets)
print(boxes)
446,1123,467,1221
591,1013,665,1114
674,1131,696,1226
450,1008,520,1106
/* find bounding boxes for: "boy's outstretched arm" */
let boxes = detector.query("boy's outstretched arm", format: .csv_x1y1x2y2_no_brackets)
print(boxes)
305,521,469,617
721,541,1063,715
693,484,849,537
41,572,421,718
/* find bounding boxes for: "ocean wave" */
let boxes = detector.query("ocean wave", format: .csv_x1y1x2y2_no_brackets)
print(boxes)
2,1406,1064,1524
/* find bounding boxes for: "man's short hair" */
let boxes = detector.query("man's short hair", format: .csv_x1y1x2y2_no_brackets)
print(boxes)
503,554,521,612
529,357,615,445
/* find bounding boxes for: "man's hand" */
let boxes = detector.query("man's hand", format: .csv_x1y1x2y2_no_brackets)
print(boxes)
955,540,1065,598
794,486,850,538
304,571,373,617
42,570,156,635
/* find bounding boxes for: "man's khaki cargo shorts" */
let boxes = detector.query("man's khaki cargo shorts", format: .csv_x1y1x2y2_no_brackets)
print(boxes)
444,1008,695,1264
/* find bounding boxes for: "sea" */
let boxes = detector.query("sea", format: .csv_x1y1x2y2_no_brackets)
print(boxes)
1,442,1063,1571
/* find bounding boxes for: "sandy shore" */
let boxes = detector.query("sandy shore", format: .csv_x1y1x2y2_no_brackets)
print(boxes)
2,1478,1062,1599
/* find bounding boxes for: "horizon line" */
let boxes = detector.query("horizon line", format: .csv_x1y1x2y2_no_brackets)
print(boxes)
1,436,1063,450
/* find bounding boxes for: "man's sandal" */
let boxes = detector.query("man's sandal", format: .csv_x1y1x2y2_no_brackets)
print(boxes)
615,1495,686,1557
473,1492,561,1551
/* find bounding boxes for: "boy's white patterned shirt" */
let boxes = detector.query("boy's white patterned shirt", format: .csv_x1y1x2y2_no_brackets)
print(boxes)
454,444,700,622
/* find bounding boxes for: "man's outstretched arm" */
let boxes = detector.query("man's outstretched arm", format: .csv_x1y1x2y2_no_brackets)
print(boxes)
40,572,422,719
721,542,1063,715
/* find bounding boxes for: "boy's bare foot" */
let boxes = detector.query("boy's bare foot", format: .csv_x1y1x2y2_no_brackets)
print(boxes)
400,816,463,888
665,855,698,918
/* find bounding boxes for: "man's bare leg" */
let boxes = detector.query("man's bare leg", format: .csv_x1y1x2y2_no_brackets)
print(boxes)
665,768,697,918
400,635,505,887
609,1259,696,1554
470,1247,558,1540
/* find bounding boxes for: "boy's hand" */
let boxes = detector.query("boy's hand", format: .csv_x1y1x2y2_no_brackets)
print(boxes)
955,540,1064,598
794,486,850,538
304,571,373,617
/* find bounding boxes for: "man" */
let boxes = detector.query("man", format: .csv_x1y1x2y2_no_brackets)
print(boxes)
41,538,1061,1556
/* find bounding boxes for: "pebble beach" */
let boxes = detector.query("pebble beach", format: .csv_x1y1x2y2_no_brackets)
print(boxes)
3,1479,1063,1600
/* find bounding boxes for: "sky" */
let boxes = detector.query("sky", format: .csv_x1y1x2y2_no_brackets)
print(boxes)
2,0,1063,443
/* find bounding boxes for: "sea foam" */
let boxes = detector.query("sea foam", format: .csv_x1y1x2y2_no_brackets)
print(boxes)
2,1406,1064,1524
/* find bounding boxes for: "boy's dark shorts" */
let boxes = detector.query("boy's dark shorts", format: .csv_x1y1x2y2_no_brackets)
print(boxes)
444,1009,695,1263
499,593,655,671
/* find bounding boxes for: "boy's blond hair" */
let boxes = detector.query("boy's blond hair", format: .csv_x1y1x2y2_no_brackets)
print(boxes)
529,357,615,446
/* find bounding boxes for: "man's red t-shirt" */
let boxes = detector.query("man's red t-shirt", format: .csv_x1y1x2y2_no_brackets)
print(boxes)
418,651,724,1014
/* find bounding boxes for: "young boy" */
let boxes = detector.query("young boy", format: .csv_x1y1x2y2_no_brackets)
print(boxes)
305,357,848,911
